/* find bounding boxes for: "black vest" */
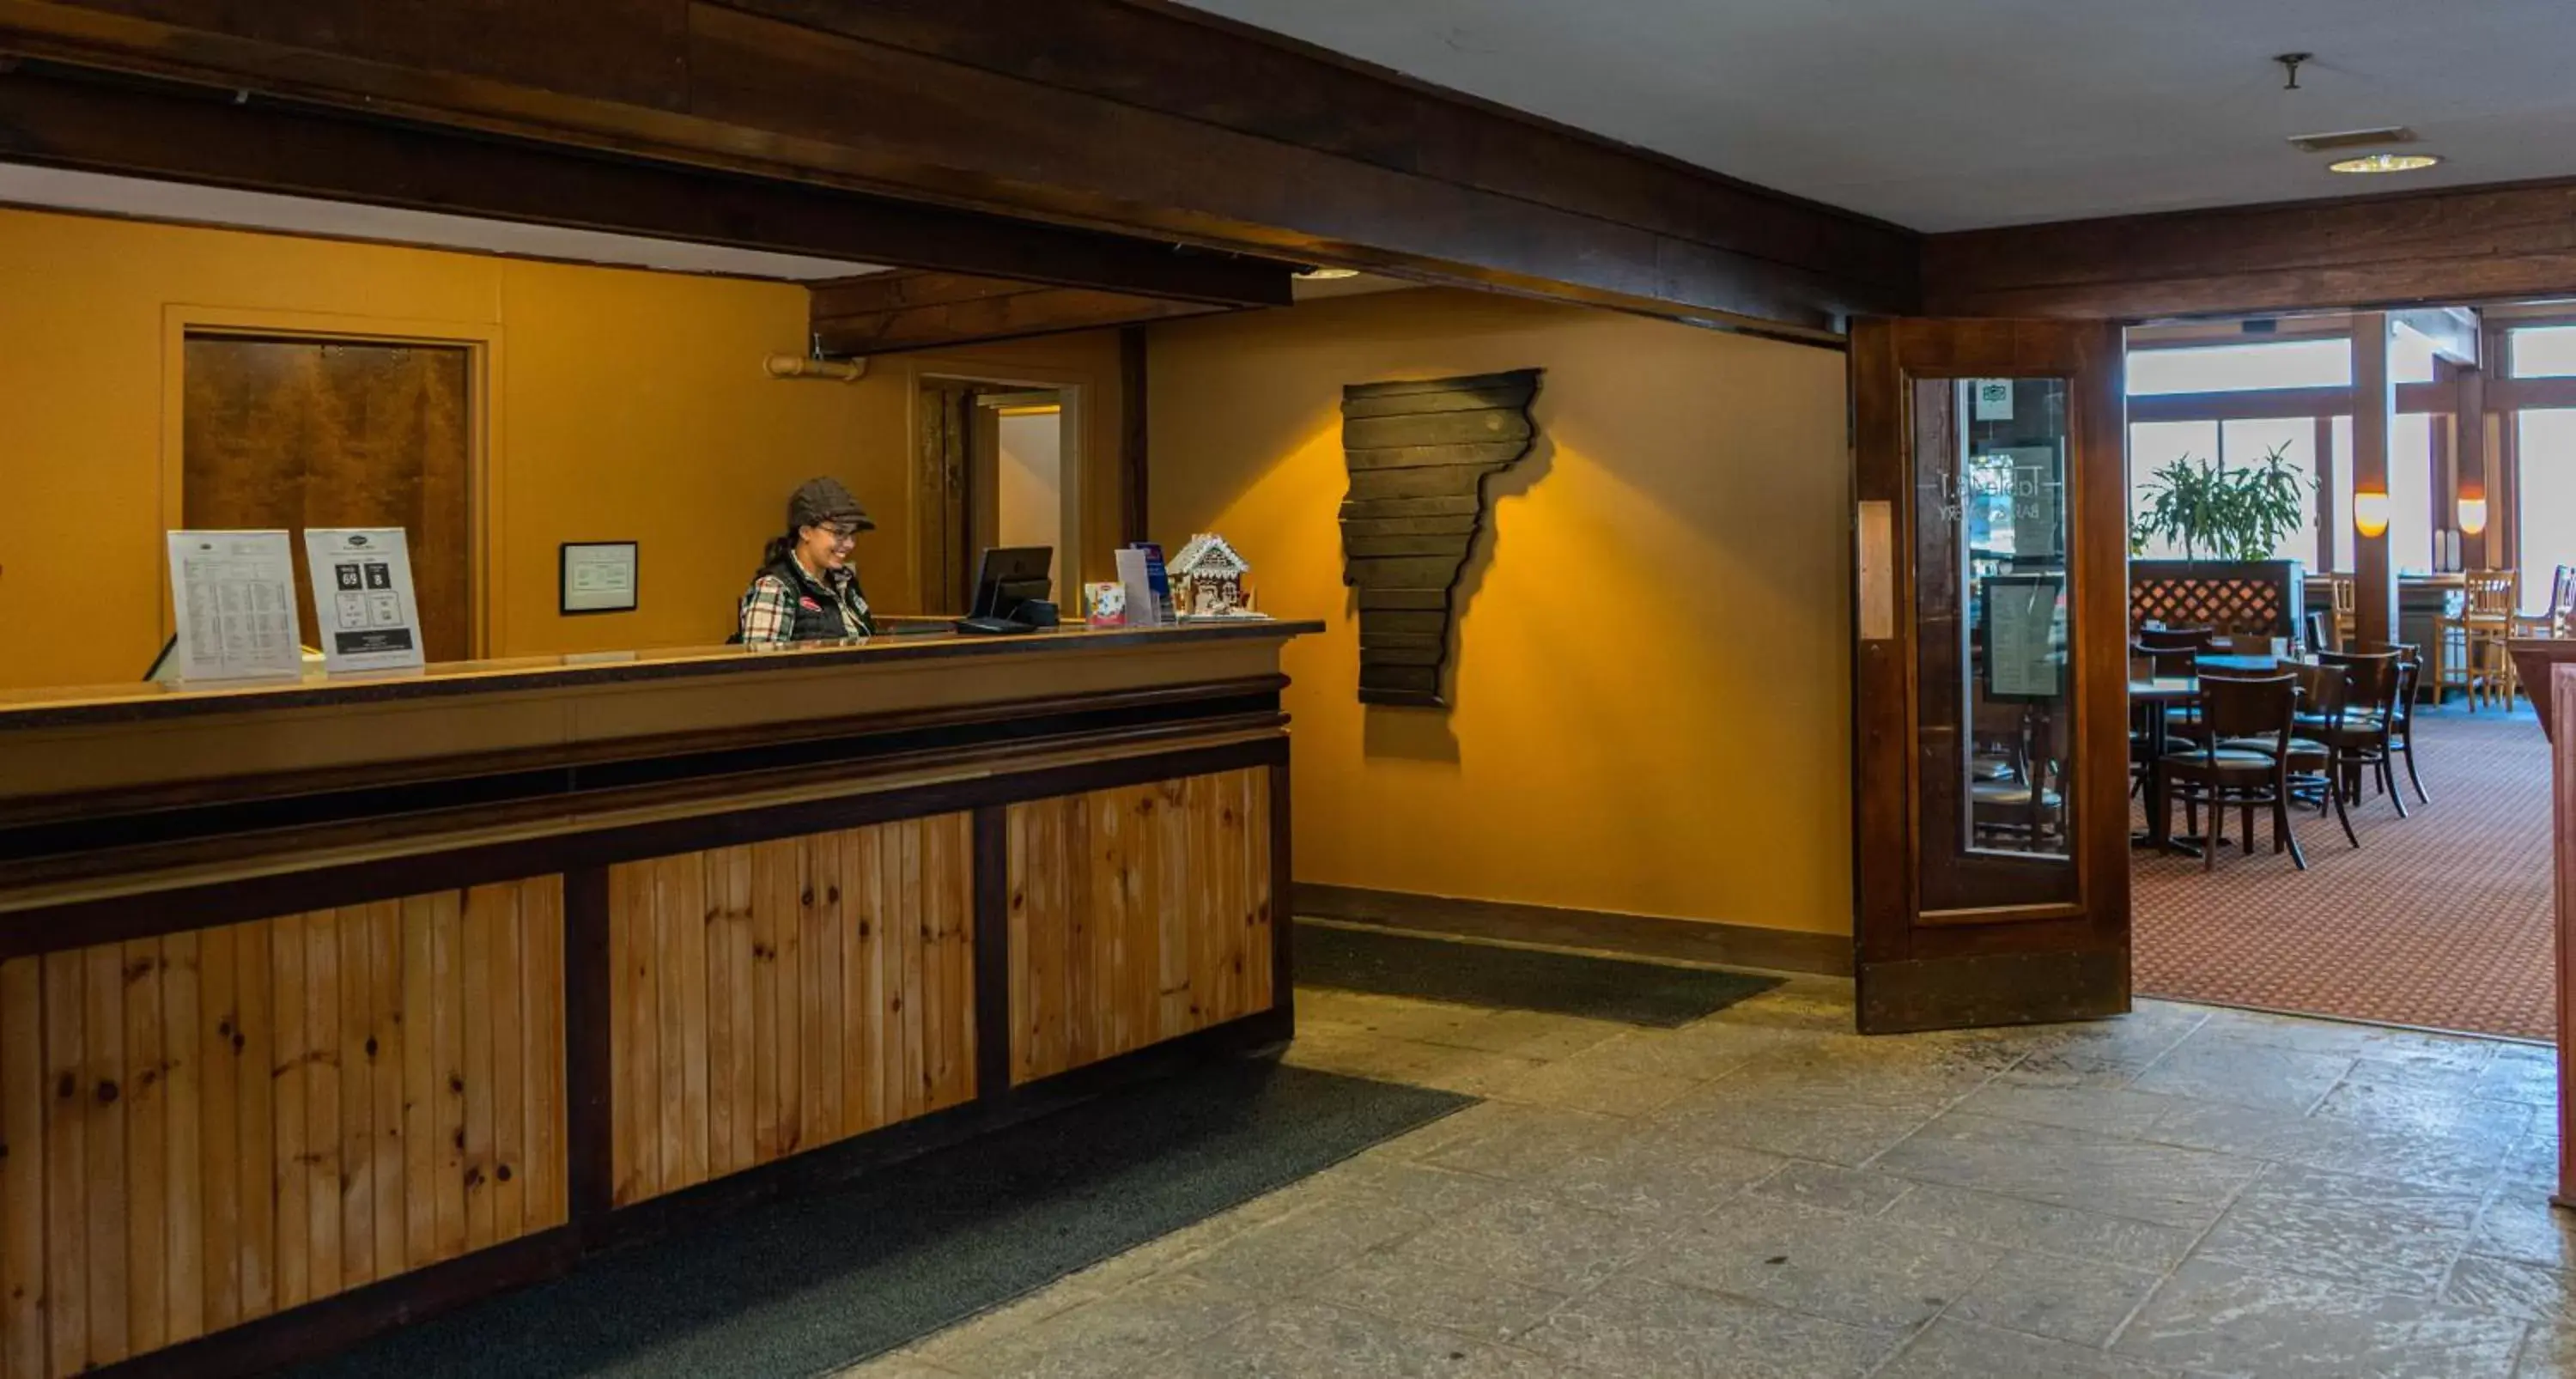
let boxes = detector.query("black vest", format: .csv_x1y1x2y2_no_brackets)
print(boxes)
756,557,871,641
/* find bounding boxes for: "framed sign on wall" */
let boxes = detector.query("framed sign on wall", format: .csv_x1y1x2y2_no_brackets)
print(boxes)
560,540,639,615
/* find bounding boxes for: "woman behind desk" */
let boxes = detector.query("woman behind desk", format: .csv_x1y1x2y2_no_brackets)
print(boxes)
738,476,878,645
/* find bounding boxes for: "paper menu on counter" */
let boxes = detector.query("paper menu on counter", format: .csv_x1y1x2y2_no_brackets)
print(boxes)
302,527,428,673
167,529,304,681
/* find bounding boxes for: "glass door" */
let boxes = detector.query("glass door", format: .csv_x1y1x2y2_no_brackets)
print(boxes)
1851,319,2130,1033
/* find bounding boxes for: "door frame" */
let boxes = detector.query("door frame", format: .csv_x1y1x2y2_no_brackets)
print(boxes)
909,357,1091,611
161,305,501,659
1849,318,2133,1032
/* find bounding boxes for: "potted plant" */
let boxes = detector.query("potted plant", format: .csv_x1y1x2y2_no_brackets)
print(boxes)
2129,441,2314,560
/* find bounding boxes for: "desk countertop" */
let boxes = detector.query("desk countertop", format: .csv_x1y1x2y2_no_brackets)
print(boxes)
0,620,1324,732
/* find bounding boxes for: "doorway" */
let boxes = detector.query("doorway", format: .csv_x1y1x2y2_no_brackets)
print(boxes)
916,378,1078,613
180,332,476,661
2120,311,2566,1041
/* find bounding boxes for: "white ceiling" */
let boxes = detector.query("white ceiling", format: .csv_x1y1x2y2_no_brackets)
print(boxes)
0,165,890,280
1180,0,2576,232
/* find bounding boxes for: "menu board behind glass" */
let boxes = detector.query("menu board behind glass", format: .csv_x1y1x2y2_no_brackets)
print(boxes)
1948,381,2074,860
167,529,304,681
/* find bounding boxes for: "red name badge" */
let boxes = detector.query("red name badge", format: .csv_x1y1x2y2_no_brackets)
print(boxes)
799,597,823,611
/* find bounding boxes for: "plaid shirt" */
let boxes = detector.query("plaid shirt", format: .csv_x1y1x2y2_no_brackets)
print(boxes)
738,560,872,645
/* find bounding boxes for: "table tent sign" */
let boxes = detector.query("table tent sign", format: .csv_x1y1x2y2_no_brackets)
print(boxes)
302,527,428,673
166,529,305,682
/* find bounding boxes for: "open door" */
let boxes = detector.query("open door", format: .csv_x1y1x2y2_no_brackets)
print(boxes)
1851,319,2130,1033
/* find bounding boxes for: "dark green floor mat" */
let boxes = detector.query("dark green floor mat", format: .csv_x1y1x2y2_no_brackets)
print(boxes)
1295,920,1782,1026
287,1059,1470,1379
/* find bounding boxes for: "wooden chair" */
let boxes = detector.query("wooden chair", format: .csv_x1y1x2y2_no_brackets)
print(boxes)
2240,660,2359,850
2160,672,2305,871
2440,570,2520,710
1971,699,2062,848
2357,641,2433,805
2137,625,2215,652
2136,625,2211,734
2316,649,2409,817
2328,575,2358,649
2517,564,2576,640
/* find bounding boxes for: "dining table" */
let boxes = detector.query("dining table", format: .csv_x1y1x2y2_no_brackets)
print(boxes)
2129,651,2290,853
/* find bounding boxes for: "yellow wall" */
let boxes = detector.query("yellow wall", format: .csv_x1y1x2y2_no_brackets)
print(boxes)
0,207,1125,690
1149,289,1854,936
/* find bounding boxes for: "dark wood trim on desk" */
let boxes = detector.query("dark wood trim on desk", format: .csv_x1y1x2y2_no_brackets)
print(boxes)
0,674,1289,860
1,736,1291,957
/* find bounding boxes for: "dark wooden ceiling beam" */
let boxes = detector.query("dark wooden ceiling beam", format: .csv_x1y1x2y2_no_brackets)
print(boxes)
0,0,1917,338
0,61,1292,305
810,270,1236,355
1923,177,2576,320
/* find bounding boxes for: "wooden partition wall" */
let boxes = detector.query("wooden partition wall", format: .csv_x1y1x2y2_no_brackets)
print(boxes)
605,815,978,1209
0,626,1307,1377
1007,769,1276,1085
0,880,567,1377
0,760,1286,1378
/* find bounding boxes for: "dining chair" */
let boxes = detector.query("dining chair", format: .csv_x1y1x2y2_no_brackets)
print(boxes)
2316,648,2409,817
2136,626,2210,737
2516,565,2576,640
2160,672,2305,871
1970,699,2061,848
2302,610,2333,655
2356,640,2432,805
2329,575,2358,649
2269,661,2360,848
2440,570,2519,710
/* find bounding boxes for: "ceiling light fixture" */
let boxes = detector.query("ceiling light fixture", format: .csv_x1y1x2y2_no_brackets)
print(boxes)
2328,152,2442,174
1297,266,1361,281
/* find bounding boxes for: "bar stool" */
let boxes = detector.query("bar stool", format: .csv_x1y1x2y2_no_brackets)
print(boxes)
2440,571,2519,710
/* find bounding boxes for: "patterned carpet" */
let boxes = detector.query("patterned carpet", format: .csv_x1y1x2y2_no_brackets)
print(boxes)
2133,702,2558,1041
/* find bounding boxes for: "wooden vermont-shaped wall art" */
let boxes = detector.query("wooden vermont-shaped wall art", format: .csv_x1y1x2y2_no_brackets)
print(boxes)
1339,368,1540,706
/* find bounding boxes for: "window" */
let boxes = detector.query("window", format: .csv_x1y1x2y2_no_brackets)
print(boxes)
2513,325,2576,379
2331,416,2354,573
2391,416,2435,574
2221,418,2319,563
2126,421,2217,560
2522,410,2576,612
2127,339,2348,395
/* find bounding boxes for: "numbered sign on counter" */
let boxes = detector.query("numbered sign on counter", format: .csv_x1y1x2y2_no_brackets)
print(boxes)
167,529,304,681
303,527,428,672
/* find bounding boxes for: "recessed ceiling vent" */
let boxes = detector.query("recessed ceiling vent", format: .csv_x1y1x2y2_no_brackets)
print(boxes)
2287,126,2417,154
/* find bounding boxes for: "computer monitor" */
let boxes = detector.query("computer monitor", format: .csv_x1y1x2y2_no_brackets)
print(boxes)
967,546,1054,623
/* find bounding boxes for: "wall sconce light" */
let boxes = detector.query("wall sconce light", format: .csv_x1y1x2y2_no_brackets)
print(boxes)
2458,495,2489,537
2353,489,2392,539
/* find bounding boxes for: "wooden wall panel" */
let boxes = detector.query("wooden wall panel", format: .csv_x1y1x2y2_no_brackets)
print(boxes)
1006,768,1274,1085
182,337,474,663
0,878,563,1377
605,814,975,1208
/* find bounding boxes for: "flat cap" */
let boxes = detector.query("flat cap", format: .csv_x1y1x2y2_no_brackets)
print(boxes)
789,476,873,532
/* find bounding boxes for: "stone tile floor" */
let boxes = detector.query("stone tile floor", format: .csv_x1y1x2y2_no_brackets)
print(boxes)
840,973,2573,1379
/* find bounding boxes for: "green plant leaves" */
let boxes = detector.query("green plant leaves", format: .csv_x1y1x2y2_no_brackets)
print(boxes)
2127,440,2314,561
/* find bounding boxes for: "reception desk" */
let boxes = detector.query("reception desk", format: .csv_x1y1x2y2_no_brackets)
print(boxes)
0,621,1315,1377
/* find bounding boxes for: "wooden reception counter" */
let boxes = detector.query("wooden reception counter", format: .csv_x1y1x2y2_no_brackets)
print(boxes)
0,621,1317,1378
